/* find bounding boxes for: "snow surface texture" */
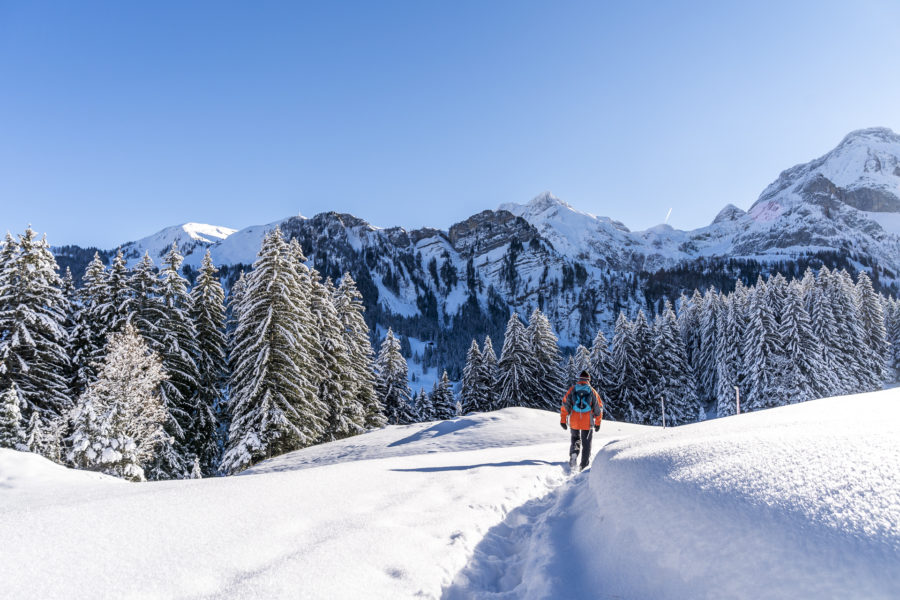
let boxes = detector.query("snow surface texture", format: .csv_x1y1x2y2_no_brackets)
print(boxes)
3,392,900,599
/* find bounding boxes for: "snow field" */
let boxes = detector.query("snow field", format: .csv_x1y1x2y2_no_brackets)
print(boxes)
3,393,899,599
0,409,645,599
575,389,900,600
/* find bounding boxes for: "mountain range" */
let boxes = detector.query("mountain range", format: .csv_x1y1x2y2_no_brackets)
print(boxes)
52,127,900,374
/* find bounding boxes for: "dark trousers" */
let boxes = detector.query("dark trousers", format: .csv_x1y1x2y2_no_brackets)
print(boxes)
569,427,593,468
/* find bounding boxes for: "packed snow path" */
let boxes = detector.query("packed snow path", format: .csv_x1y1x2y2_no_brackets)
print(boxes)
3,391,900,599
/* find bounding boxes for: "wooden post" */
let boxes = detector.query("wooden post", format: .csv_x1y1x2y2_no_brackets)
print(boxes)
734,386,741,415
661,397,666,428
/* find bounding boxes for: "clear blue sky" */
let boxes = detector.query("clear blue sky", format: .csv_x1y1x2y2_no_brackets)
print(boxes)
2,1,899,247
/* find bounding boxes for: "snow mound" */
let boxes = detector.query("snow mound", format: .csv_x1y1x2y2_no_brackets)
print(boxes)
0,448,119,491
578,388,900,599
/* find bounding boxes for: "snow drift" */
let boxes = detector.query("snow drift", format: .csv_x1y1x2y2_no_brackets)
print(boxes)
574,388,900,600
2,392,899,599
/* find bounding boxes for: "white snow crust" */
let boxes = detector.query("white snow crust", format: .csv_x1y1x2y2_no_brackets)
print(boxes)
2,390,899,599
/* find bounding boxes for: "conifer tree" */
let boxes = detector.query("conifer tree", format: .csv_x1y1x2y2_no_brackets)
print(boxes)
129,252,165,345
311,271,363,441
497,313,537,409
146,243,201,480
431,371,456,420
188,251,227,473
335,273,385,428
480,336,499,411
525,309,566,410
68,325,168,482
374,328,413,425
0,227,72,421
564,354,577,388
743,282,782,411
678,290,703,385
779,285,819,404
588,328,615,404
886,298,900,380
0,384,27,450
809,268,848,394
715,292,745,417
825,269,868,392
221,228,325,474
629,310,656,422
696,289,720,404
69,253,108,395
855,271,889,390
460,339,483,415
573,344,591,378
653,301,699,425
611,313,641,422
96,249,133,336
414,387,433,421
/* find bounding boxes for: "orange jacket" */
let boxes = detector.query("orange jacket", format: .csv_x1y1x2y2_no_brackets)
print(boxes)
560,379,604,430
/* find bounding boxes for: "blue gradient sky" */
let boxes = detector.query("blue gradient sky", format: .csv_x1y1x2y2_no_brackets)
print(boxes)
2,1,899,247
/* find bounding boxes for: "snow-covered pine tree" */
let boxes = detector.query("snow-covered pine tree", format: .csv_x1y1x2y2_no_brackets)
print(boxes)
696,288,720,405
887,297,900,380
573,344,591,380
525,309,566,411
630,310,657,422
480,336,499,411
69,253,108,396
221,228,325,474
825,269,868,392
611,312,642,422
0,384,27,450
128,252,165,346
68,325,168,482
566,355,576,388
374,328,413,425
26,411,46,456
188,250,227,473
460,339,483,415
678,290,703,387
779,284,819,404
855,271,889,390
414,387,433,421
653,300,699,426
334,273,385,429
715,291,746,417
95,249,133,337
809,267,849,394
310,270,363,442
588,328,614,405
0,227,72,422
766,273,789,323
497,313,537,409
431,371,456,420
145,242,201,480
743,280,782,411
190,458,202,479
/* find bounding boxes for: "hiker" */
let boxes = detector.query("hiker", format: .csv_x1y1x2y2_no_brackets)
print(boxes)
560,370,604,471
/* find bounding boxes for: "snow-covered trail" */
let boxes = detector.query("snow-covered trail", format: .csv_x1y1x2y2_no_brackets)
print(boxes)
0,409,645,600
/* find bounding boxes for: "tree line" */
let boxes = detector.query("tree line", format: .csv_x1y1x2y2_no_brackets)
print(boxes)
2,225,898,480
453,267,899,426
0,226,388,479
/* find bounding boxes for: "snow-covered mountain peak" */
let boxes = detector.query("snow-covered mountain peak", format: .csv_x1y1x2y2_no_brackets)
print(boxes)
755,126,900,214
180,223,237,243
712,204,747,224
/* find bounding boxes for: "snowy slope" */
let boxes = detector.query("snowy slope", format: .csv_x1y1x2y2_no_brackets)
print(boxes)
119,222,237,267
449,388,900,599
3,390,900,599
0,409,646,599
